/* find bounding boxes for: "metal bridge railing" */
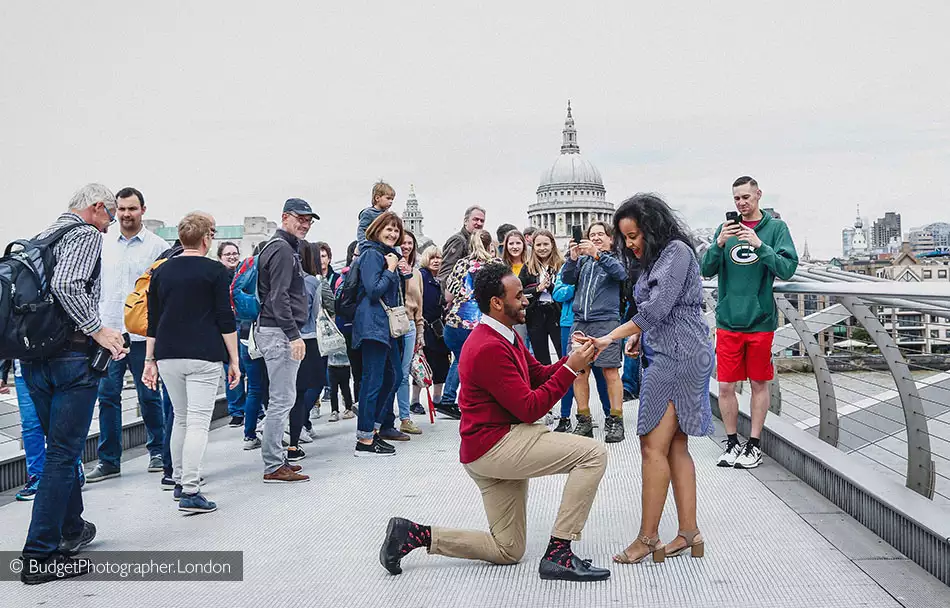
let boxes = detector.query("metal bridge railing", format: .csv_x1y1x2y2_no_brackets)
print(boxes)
704,263,950,503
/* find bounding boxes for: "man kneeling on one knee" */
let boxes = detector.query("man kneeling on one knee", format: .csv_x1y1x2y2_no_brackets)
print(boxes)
380,262,610,582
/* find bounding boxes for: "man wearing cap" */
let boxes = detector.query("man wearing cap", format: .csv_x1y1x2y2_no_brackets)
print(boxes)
256,198,319,483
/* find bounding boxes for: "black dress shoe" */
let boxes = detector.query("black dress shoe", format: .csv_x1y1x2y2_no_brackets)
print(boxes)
538,553,611,582
20,554,92,585
58,520,96,555
434,403,462,420
380,517,413,575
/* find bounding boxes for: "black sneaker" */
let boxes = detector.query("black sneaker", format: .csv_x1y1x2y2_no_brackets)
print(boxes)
434,403,462,420
228,416,244,428
286,447,307,462
58,520,96,555
554,418,573,433
604,415,625,443
355,437,396,457
573,415,594,438
376,435,395,450
20,554,92,585
409,402,426,416
160,476,176,490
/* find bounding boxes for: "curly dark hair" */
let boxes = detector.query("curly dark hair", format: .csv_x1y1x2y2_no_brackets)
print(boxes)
473,262,514,314
612,193,696,271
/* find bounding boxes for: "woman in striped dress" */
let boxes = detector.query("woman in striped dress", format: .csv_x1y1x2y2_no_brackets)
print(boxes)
586,193,714,565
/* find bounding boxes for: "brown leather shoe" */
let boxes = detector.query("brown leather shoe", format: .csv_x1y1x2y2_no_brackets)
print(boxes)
286,463,303,472
263,465,310,483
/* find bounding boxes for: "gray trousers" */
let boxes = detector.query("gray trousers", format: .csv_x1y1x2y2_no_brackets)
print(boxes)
157,359,222,495
256,326,301,474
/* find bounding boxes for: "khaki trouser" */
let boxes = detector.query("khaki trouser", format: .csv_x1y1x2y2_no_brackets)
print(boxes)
430,423,607,565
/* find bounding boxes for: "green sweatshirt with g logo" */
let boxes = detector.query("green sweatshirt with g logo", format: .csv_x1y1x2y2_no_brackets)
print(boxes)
700,211,799,333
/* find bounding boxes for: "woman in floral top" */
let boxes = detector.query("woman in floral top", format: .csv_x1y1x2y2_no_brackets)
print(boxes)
439,230,499,416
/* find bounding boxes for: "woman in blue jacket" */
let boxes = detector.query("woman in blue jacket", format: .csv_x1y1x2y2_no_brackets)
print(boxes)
353,212,408,456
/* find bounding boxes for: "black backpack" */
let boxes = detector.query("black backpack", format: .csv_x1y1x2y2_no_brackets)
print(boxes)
0,223,100,360
334,256,362,322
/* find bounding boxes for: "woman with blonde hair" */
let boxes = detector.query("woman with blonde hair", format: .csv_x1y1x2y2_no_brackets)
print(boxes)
519,229,564,364
411,246,450,413
435,229,499,419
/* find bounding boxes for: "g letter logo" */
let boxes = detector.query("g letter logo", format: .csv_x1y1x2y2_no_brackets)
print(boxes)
730,244,759,265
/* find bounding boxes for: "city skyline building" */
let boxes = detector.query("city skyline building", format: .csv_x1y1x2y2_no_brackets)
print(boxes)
527,101,615,247
872,211,902,251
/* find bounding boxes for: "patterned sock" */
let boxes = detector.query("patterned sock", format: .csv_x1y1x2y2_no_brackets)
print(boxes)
544,537,574,567
748,437,761,449
399,522,431,555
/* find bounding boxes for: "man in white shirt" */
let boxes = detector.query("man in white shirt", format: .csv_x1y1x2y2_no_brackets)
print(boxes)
86,187,169,483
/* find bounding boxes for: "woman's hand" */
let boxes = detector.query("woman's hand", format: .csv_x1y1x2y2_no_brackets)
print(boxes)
398,259,411,275
416,330,426,349
142,361,159,391
227,361,242,390
624,334,641,357
589,335,614,353
385,253,399,272
569,243,579,261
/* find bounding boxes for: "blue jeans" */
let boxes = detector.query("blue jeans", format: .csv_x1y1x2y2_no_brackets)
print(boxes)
394,325,416,420
96,340,165,466
357,339,399,440
16,374,46,478
623,346,641,398
241,342,267,440
161,384,174,477
224,353,246,418
559,326,610,418
20,350,101,558
441,325,471,405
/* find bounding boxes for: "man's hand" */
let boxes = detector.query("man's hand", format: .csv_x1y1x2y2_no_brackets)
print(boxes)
227,362,242,389
290,338,306,362
569,242,579,261
577,239,597,257
142,361,159,390
385,253,399,272
92,326,129,361
717,222,741,248
566,341,598,374
736,225,762,249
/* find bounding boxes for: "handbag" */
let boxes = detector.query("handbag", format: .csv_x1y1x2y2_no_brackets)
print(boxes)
381,279,411,338
410,343,433,388
316,309,347,356
246,323,263,360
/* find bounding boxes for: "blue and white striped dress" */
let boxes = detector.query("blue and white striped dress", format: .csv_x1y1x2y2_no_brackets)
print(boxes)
631,240,714,437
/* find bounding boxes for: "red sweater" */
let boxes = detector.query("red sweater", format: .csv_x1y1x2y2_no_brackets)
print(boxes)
458,323,576,463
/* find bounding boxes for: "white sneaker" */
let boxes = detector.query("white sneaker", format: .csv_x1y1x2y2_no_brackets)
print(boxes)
717,440,743,467
311,406,322,420
733,442,763,469
298,430,313,444
243,437,261,450
307,427,319,440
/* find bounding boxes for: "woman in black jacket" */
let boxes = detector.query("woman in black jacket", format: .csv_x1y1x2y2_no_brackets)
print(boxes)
518,229,564,365
411,245,450,413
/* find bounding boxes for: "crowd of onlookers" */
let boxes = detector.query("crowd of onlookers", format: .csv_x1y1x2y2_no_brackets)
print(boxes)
4,175,797,584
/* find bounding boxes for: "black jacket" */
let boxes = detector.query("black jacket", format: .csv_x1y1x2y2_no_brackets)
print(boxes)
258,229,309,340
518,265,561,316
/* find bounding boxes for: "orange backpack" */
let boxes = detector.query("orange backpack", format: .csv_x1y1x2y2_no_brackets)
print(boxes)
123,258,169,337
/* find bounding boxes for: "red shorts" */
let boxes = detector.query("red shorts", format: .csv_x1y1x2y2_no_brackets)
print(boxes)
716,329,775,382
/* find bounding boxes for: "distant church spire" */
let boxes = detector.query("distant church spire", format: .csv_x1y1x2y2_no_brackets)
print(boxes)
402,183,424,236
802,239,811,262
561,100,580,154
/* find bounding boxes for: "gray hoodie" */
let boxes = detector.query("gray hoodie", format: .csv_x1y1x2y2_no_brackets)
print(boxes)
561,251,626,322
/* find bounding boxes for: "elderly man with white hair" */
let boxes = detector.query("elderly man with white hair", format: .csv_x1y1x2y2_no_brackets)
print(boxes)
16,183,129,585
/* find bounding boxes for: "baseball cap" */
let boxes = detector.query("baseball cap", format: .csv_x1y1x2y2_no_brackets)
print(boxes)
283,198,320,220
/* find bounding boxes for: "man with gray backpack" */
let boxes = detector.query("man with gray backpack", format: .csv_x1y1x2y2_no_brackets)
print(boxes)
1,184,129,584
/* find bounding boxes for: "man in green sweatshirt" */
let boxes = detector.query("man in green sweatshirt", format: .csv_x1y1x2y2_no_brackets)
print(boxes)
701,176,798,469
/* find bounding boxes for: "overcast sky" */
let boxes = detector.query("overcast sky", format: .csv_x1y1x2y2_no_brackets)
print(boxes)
1,2,948,260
